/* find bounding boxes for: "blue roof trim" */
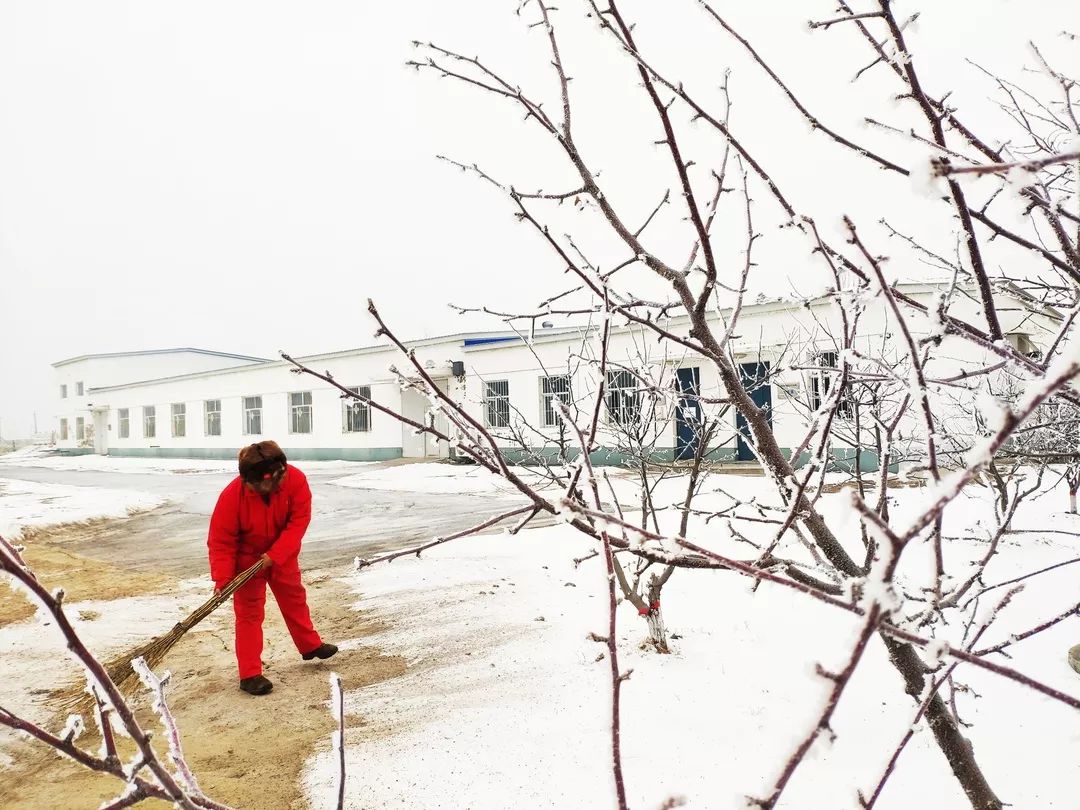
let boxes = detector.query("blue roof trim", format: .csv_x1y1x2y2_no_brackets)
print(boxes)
463,336,523,347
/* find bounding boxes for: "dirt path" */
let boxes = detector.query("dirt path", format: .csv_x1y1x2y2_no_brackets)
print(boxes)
1,530,406,809
0,520,177,623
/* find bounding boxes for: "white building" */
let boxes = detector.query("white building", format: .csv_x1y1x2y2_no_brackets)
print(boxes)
50,284,1061,468
53,349,269,455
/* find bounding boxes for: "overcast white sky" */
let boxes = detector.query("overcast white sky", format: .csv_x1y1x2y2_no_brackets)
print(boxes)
0,0,1075,438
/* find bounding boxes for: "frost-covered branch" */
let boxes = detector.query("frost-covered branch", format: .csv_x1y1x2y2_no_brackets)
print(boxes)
973,602,1080,657
751,527,901,808
0,535,229,810
354,505,538,570
937,149,1080,177
330,673,346,810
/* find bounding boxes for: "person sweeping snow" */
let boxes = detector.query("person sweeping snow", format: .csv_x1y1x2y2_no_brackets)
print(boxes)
208,440,337,695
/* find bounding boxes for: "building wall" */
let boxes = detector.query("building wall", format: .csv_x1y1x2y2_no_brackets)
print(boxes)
457,288,1061,468
459,298,893,463
95,359,405,461
53,352,266,451
55,352,266,403
55,342,466,460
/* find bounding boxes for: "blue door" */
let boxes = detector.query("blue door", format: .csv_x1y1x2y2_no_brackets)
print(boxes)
736,362,772,461
675,367,701,461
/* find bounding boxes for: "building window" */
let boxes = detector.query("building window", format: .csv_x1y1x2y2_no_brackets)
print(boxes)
343,386,371,433
290,391,313,434
60,384,67,399
485,381,510,428
606,370,641,426
60,419,69,440
810,351,853,418
171,403,186,437
76,417,85,441
809,351,834,411
118,409,130,439
143,406,156,439
205,400,221,437
76,381,84,396
243,396,262,435
541,375,572,427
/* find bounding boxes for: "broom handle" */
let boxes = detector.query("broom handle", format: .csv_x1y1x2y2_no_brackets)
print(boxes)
217,559,268,601
171,559,267,634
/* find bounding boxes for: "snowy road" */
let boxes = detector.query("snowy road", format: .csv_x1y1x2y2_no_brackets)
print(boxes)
0,460,534,577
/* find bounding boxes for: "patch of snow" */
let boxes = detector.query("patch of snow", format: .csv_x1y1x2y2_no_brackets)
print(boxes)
300,475,1080,809
328,462,557,496
0,447,374,477
0,478,168,540
0,578,209,753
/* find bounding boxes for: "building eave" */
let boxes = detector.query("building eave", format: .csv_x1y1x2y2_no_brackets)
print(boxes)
52,348,272,368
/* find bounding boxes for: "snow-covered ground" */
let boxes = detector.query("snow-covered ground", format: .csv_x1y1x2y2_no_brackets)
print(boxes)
302,472,1080,809
0,445,375,476
328,461,564,495
0,579,210,766
2,458,1078,807
0,477,167,540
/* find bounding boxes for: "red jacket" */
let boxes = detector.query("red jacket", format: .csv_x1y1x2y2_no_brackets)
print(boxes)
207,464,312,588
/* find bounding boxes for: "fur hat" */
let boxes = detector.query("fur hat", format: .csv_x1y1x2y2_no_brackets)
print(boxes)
238,440,287,484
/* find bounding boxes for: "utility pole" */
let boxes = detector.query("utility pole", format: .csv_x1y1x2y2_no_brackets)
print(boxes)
33,412,38,435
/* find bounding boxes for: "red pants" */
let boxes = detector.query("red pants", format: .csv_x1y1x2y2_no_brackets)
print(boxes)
232,557,322,679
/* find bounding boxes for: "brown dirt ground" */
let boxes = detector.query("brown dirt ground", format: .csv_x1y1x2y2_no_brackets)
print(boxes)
0,521,177,623
820,475,929,494
1,536,406,810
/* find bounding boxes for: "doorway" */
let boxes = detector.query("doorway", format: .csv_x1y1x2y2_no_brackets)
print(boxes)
735,362,772,462
675,367,701,461
92,408,109,455
425,378,451,458
400,379,451,459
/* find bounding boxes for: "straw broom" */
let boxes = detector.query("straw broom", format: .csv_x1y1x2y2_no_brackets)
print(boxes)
60,559,266,716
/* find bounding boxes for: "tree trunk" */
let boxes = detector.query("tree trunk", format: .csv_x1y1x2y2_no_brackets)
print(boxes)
882,636,1003,809
644,569,674,653
1069,486,1077,514
644,608,670,654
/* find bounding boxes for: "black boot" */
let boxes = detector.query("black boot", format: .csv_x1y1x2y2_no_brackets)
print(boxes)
239,675,274,695
302,642,338,661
